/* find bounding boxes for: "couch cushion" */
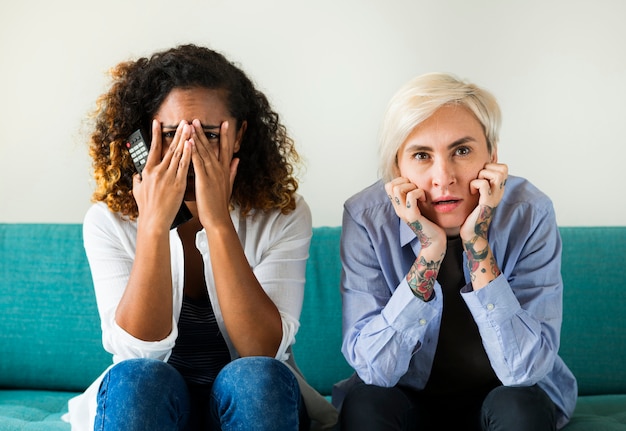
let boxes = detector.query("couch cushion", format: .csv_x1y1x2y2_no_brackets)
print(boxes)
562,395,626,430
293,226,353,395
0,390,74,430
559,227,626,396
0,224,111,392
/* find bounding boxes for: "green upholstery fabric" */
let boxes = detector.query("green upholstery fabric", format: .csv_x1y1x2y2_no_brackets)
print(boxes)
293,226,353,395
0,390,74,430
0,224,110,392
563,395,626,430
559,227,626,397
1,223,625,430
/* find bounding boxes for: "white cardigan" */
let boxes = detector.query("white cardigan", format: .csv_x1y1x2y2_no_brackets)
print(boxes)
65,196,337,430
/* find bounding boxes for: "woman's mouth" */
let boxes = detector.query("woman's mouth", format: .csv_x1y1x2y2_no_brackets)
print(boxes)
432,199,462,213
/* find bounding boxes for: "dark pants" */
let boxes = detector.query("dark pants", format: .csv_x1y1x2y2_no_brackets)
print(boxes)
339,382,557,431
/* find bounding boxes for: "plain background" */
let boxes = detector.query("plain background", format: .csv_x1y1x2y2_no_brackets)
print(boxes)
1,0,625,227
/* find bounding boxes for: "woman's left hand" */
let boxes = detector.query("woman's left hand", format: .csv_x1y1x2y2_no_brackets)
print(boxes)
460,162,509,242
190,119,239,228
460,162,508,288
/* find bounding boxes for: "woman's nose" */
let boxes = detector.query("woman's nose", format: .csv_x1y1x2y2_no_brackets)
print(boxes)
431,159,456,188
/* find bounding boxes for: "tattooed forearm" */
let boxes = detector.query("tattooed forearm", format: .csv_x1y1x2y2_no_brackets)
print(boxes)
489,255,500,278
465,237,489,263
465,237,489,281
407,255,441,302
464,237,501,283
408,220,432,248
473,206,495,238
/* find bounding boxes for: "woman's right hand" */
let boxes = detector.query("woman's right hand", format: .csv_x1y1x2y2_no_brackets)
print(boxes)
386,177,446,302
117,120,192,341
384,177,446,250
132,120,192,231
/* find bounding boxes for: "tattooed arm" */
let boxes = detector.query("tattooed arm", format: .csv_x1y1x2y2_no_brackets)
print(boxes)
460,163,508,290
463,205,501,289
406,220,445,301
385,179,447,301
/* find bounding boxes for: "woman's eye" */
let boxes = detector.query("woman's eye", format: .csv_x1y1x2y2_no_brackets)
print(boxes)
205,132,220,141
414,152,429,161
162,131,176,140
455,146,471,156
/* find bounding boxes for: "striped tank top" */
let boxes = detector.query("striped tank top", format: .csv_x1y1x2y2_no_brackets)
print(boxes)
167,293,231,385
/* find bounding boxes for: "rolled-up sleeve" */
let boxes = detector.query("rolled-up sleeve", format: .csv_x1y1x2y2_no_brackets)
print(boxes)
82,204,177,362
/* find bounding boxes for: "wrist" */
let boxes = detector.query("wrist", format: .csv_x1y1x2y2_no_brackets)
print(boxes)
407,252,444,302
463,239,501,289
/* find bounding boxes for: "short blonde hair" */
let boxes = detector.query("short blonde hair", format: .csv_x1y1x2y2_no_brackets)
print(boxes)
379,72,501,181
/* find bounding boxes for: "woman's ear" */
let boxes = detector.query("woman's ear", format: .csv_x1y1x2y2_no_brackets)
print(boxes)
234,121,247,153
392,154,401,178
490,147,498,163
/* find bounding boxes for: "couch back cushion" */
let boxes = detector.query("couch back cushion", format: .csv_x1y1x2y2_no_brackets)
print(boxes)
293,226,354,395
558,226,626,396
0,224,110,391
2,224,625,397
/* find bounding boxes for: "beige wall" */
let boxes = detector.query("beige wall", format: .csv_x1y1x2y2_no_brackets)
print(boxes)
1,0,625,226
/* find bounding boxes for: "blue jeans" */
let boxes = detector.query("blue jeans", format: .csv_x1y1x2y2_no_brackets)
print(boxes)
95,356,305,430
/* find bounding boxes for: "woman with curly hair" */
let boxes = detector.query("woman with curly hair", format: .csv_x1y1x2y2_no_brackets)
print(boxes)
65,44,336,431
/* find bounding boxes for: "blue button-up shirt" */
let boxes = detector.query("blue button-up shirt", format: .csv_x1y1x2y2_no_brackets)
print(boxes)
339,176,577,428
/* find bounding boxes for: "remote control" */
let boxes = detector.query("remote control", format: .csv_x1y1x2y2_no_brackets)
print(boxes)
125,129,193,229
126,129,150,175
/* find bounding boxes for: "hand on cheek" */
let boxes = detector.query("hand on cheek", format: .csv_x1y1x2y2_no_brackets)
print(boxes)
461,162,508,240
459,163,508,288
385,177,446,249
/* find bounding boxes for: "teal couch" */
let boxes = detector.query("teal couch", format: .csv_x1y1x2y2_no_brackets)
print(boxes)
1,224,625,430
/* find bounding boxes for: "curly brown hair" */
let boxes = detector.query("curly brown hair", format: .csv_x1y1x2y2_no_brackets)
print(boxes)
89,44,301,219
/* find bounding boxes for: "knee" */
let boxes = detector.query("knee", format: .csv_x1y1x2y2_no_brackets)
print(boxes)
214,357,298,398
483,385,535,414
340,383,414,428
96,359,190,429
101,358,187,399
482,385,556,430
211,357,301,421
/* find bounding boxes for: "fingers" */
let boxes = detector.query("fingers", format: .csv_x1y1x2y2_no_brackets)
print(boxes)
189,119,228,167
144,120,163,168
189,119,211,162
385,177,447,249
190,119,238,181
175,140,192,183
141,120,191,189
384,178,426,226
160,121,190,165
478,163,508,189
217,120,235,169
385,178,425,209
472,163,508,205
188,120,238,226
165,122,192,185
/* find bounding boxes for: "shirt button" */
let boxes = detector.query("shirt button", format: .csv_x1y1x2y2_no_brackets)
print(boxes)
486,303,495,311
200,241,208,248
419,319,427,325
